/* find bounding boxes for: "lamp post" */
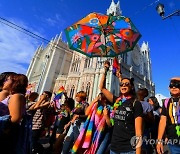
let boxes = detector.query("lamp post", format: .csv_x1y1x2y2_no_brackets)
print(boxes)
156,3,180,20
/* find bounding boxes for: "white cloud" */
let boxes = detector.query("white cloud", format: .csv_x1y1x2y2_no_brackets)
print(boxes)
45,18,57,26
0,61,27,74
44,14,66,27
0,20,41,74
155,93,168,107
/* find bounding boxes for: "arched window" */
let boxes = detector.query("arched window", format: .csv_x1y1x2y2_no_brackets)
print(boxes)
66,85,69,96
81,82,84,91
84,58,90,68
71,63,75,72
70,85,75,98
121,53,127,64
86,82,91,99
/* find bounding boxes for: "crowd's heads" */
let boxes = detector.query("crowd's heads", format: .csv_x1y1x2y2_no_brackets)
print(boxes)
28,92,39,102
43,91,52,101
169,78,180,97
137,88,149,101
119,77,136,97
0,72,17,91
98,92,104,101
98,92,106,101
75,91,87,102
148,96,160,110
64,98,75,111
98,92,110,105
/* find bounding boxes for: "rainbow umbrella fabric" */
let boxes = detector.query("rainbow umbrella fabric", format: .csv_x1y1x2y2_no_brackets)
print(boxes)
65,12,141,57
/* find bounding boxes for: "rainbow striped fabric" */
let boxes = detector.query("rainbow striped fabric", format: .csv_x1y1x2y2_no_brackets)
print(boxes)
53,86,65,101
71,102,108,153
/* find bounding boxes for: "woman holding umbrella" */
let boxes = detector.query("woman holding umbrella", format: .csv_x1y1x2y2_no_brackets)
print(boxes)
99,61,143,154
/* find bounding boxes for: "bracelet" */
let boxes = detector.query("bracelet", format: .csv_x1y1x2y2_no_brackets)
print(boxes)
157,139,163,144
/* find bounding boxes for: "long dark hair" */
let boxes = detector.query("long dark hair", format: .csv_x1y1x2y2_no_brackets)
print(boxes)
64,98,75,111
148,96,160,111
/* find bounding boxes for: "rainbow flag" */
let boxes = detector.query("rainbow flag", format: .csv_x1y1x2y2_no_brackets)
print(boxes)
112,57,120,76
53,86,65,101
71,102,108,153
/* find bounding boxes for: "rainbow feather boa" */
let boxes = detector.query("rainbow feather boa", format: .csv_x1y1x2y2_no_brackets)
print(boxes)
110,96,131,126
71,102,108,153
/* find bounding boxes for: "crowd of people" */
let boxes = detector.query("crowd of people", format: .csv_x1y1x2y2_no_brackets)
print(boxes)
0,62,179,154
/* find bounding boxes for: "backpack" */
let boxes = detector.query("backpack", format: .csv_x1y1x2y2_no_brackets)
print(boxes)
0,115,11,137
164,98,170,109
0,114,32,154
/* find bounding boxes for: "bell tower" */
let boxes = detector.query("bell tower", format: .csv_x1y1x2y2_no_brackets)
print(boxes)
107,0,122,16
141,41,152,81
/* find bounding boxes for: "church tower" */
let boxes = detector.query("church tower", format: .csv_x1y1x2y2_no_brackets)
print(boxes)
107,0,122,16
26,44,43,81
140,41,152,81
26,33,73,94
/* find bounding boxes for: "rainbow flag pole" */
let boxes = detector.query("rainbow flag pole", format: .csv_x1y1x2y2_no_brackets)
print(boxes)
112,57,120,76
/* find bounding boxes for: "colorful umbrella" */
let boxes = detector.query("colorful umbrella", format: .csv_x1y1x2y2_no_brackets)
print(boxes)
65,12,141,57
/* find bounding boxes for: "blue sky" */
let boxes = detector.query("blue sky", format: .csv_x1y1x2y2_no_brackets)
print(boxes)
0,0,179,97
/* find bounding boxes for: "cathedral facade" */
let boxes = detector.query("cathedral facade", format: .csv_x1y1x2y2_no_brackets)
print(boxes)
26,0,155,102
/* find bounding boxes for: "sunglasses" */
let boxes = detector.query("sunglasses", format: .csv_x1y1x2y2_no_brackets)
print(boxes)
169,83,180,89
120,82,130,87
42,93,47,96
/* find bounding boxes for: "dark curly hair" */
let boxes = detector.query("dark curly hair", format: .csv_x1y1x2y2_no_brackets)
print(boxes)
11,74,28,95
43,91,52,99
64,98,75,111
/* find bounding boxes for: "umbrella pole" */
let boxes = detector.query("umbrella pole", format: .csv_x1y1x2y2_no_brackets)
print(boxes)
104,32,107,56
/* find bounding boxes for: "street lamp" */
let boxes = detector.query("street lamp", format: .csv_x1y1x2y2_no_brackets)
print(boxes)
156,3,180,20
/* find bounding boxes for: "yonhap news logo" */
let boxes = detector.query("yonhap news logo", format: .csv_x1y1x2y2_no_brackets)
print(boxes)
130,136,180,149
130,136,143,149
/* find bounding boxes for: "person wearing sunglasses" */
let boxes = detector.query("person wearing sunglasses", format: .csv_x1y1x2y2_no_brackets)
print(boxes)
157,77,180,154
99,61,143,154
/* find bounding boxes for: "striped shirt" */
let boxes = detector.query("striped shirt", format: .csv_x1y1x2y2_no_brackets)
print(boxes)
32,109,44,130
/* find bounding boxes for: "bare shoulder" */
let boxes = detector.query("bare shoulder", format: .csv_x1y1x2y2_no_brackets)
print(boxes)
9,93,26,102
